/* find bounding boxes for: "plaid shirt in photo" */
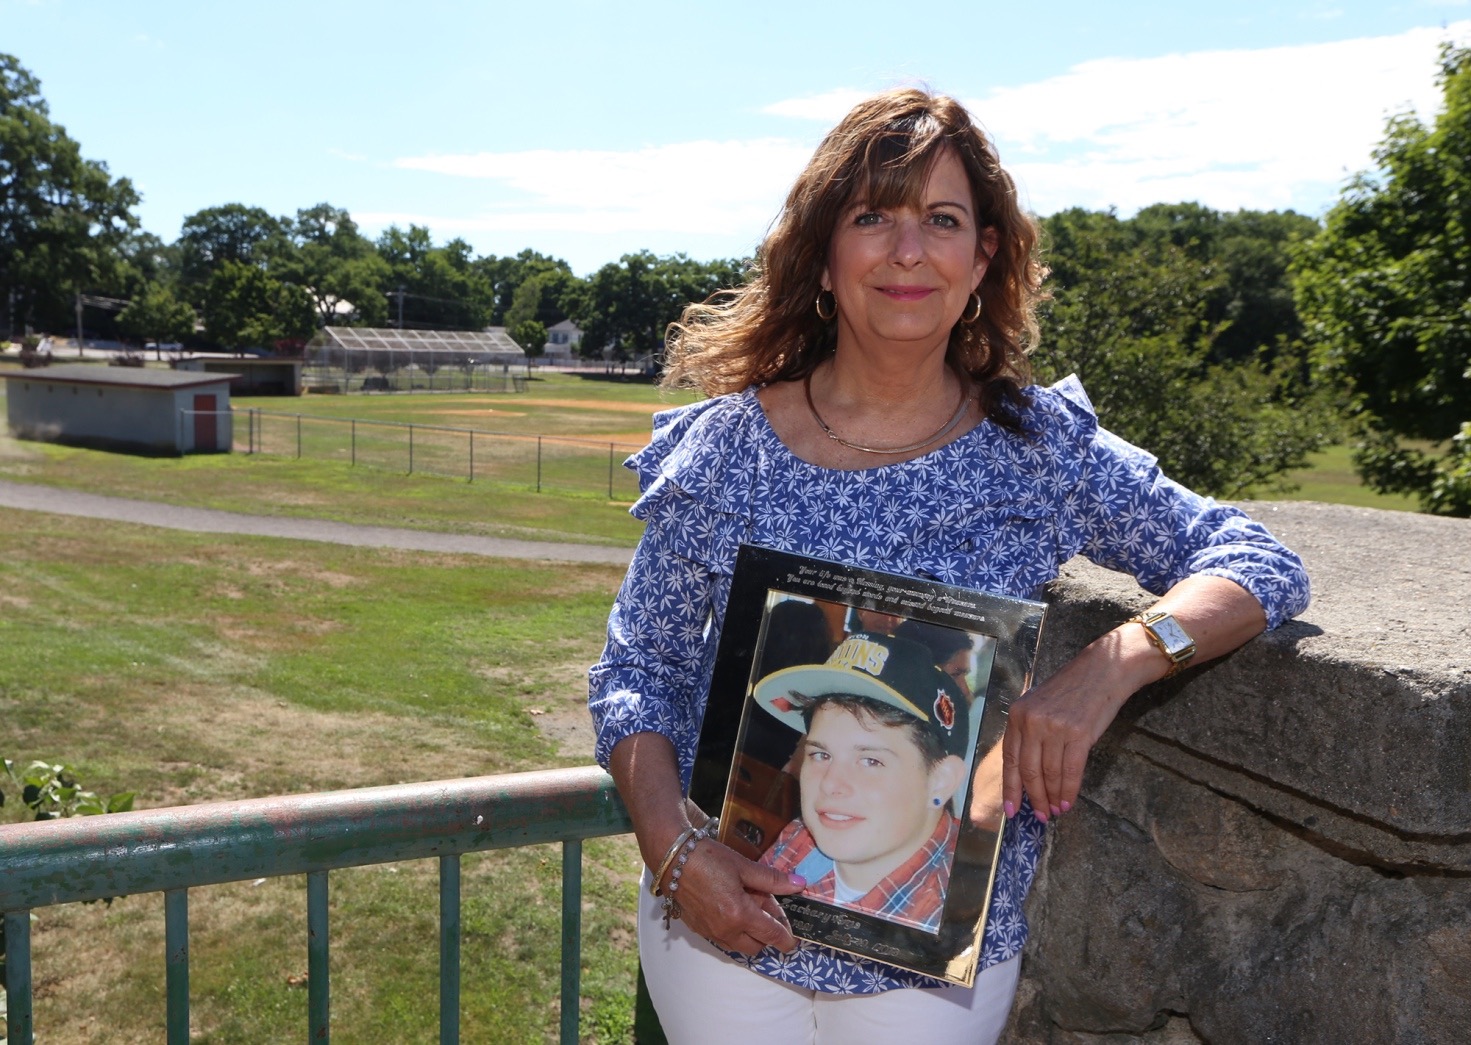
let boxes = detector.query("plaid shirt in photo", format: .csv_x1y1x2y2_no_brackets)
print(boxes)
763,812,960,934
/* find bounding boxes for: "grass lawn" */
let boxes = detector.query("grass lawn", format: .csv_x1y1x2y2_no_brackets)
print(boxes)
252,370,699,442
1,511,637,1043
1248,442,1420,513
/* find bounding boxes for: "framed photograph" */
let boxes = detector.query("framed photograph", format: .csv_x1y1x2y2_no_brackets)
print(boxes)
692,545,1046,987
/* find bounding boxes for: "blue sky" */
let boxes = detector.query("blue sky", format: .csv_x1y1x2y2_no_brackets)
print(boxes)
5,0,1471,273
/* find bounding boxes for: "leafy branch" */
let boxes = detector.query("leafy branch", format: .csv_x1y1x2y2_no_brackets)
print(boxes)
1,758,137,1014
2,758,135,820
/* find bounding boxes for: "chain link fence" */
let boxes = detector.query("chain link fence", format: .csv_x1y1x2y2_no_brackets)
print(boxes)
231,408,646,500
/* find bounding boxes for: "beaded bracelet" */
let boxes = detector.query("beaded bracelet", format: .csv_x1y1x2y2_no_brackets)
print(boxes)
649,826,698,898
660,817,720,929
649,815,721,897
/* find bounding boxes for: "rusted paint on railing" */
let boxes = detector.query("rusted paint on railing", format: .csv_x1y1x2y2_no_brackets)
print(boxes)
0,766,629,912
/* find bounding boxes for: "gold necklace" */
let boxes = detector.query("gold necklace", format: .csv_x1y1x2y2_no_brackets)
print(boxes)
803,370,970,456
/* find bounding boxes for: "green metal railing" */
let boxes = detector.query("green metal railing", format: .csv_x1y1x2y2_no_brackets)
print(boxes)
0,766,632,1044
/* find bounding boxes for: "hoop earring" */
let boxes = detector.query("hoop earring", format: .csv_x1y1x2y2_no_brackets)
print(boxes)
815,289,837,321
961,291,982,324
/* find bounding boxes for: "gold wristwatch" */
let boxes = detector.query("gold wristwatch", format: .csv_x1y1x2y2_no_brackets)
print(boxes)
1129,609,1196,676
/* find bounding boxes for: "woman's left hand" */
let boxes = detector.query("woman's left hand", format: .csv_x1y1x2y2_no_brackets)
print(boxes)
1001,576,1269,822
1000,642,1139,823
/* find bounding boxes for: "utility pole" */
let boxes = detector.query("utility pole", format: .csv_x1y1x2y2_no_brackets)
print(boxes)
75,292,84,356
388,286,406,329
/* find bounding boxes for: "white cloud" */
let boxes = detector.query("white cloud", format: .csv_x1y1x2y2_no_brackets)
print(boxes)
386,139,813,237
967,23,1471,215
761,88,873,121
386,21,1471,255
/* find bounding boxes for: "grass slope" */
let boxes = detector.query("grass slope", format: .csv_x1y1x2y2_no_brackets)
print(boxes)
1,513,636,1043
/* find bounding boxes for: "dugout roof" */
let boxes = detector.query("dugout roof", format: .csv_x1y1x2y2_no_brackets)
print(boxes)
317,327,526,364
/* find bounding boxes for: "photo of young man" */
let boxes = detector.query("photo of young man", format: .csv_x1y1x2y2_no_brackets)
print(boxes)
751,632,972,934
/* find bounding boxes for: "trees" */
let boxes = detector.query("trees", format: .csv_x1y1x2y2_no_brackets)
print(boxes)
1033,207,1335,498
175,202,392,341
374,225,495,330
565,251,746,360
281,204,389,328
503,268,575,333
510,319,547,357
478,248,575,326
176,204,285,293
199,260,315,352
1293,44,1471,516
1062,202,1320,366
116,283,196,349
0,54,139,335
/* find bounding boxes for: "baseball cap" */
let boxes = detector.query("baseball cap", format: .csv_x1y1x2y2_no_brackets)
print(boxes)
753,631,969,759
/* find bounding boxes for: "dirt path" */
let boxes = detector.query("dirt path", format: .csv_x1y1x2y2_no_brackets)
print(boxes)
0,478,634,565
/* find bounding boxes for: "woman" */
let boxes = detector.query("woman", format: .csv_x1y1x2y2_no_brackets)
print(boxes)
589,88,1309,1043
754,632,971,935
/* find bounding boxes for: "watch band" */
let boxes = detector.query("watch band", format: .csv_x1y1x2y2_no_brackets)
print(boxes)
1128,609,1196,677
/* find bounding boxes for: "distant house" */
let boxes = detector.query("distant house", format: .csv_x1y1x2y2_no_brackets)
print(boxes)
1,364,237,454
542,320,583,364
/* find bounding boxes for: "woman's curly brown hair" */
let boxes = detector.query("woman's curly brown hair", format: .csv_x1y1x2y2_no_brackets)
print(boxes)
662,87,1045,433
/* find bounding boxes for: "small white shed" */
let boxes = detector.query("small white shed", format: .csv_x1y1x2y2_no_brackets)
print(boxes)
1,364,239,454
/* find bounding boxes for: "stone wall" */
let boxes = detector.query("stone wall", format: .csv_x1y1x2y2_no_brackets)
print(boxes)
1005,502,1471,1045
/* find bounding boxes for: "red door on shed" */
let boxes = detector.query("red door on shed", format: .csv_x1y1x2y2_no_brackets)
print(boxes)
193,394,217,451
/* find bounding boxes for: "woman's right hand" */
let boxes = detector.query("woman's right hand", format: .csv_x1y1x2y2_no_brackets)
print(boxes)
609,732,804,955
664,838,805,956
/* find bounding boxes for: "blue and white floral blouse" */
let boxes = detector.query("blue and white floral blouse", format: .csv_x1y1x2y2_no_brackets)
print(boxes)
589,376,1310,994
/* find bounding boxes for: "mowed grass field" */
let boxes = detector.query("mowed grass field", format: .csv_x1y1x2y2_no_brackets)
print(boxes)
0,363,1419,518
0,361,1420,1042
1251,441,1420,511
0,370,702,546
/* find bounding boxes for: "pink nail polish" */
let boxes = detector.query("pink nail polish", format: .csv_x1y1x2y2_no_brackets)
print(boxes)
790,874,807,888
1060,800,1072,813
1050,804,1061,817
1034,809,1048,824
1003,801,1016,818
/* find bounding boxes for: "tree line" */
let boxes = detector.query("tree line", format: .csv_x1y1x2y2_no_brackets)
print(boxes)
2,49,1467,513
0,51,746,362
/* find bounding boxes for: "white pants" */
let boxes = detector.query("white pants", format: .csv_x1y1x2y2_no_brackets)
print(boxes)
637,874,1021,1045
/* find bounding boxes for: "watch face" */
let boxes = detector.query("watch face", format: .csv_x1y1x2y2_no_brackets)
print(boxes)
1152,615,1194,657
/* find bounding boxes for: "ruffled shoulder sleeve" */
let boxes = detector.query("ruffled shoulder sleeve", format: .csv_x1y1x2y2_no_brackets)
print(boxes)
1020,374,1100,451
626,390,763,520
622,390,765,573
